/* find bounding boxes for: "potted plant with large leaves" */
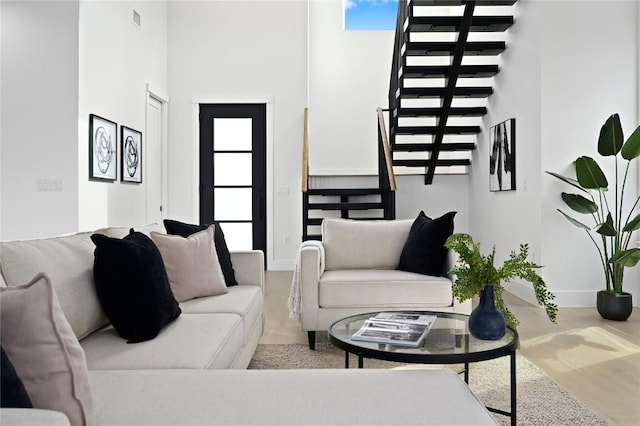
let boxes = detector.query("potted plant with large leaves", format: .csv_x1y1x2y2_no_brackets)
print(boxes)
547,113,640,321
445,233,557,340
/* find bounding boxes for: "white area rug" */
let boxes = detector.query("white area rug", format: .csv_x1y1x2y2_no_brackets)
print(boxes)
248,343,610,426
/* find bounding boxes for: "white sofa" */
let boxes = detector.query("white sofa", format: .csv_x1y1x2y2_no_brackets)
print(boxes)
300,218,472,349
0,224,496,426
0,224,265,371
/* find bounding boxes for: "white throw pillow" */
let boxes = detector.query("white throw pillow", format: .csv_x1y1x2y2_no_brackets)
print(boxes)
0,273,94,426
151,225,228,302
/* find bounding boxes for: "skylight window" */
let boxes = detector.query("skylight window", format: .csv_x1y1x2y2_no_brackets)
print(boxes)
344,0,398,31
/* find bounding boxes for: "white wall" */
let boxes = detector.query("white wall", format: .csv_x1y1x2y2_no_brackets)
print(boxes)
539,1,638,307
1,1,80,240
78,0,168,231
166,0,308,269
468,0,544,300
469,0,638,307
308,0,395,175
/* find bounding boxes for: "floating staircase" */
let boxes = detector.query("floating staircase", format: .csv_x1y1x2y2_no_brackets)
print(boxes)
389,0,517,183
302,0,517,240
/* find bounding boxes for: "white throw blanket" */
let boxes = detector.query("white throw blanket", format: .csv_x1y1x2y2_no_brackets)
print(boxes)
288,240,325,323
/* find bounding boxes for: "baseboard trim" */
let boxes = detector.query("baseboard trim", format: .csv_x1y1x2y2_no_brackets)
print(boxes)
507,281,601,308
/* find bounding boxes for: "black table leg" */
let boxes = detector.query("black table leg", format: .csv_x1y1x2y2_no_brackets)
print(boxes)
358,352,364,368
510,350,516,426
345,351,349,369
464,361,469,383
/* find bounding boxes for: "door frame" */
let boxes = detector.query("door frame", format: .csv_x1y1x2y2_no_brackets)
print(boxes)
191,95,274,268
145,83,169,224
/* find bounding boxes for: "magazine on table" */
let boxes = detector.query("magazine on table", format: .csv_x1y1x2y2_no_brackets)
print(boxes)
351,312,437,348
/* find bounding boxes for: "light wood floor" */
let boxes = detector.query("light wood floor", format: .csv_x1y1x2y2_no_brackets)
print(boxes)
261,271,640,426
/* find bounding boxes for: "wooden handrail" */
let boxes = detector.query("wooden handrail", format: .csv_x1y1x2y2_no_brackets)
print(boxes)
302,107,309,192
377,107,397,191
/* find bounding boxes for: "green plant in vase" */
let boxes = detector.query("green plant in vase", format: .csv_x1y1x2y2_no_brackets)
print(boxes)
445,233,557,337
547,113,640,320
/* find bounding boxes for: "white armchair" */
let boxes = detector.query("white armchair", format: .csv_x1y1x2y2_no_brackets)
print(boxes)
298,218,471,349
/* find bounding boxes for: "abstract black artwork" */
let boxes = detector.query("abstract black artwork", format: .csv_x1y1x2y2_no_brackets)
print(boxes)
121,126,142,183
89,114,117,181
489,118,516,192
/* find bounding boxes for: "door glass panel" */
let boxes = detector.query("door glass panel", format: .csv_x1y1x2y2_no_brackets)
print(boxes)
214,153,252,186
214,188,252,220
218,222,252,251
213,118,252,151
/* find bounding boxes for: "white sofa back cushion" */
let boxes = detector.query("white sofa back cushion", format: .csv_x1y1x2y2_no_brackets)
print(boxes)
0,232,108,340
322,218,413,270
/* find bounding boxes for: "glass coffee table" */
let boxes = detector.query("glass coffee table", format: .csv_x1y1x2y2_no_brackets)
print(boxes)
328,311,518,426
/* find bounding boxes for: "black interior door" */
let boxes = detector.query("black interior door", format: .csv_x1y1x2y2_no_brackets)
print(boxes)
199,104,266,263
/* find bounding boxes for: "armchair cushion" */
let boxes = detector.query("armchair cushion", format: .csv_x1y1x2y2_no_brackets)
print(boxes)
397,211,456,277
322,218,412,270
319,270,453,308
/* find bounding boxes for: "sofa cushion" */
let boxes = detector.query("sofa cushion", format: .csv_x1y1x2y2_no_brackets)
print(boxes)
322,218,413,270
150,226,228,302
88,369,497,426
0,274,94,426
1,347,33,408
319,270,453,308
164,219,238,287
0,232,107,339
91,231,182,343
82,313,244,370
180,286,264,343
397,211,456,277
0,409,71,426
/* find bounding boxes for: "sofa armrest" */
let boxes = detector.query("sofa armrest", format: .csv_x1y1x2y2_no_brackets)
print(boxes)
230,250,264,289
0,409,70,426
299,245,323,330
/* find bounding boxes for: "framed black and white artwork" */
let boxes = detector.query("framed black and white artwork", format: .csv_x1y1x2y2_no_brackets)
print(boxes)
121,126,142,183
89,114,117,181
489,118,516,192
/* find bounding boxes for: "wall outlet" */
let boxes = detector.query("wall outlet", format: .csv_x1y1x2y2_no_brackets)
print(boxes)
282,235,290,245
277,186,290,196
37,179,63,192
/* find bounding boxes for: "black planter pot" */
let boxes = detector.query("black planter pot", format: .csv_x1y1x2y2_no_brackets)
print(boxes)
469,286,506,340
597,291,633,321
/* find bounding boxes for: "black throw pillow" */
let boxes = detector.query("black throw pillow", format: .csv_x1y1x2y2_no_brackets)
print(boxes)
397,211,457,277
0,347,33,408
163,219,238,286
90,231,181,343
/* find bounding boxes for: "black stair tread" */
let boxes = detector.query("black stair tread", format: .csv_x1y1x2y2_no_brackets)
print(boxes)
396,106,487,116
306,188,382,196
411,0,517,6
306,217,386,226
405,41,506,56
400,86,493,98
307,202,384,211
394,125,481,135
407,15,513,33
401,64,498,78
392,142,476,152
393,159,471,167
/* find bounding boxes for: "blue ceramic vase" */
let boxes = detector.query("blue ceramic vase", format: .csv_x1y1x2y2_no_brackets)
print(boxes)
469,286,506,340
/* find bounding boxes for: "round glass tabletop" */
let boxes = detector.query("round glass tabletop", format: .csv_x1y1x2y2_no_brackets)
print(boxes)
328,311,518,364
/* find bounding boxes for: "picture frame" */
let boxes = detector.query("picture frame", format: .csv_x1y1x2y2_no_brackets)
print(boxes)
89,114,117,181
489,118,516,192
121,126,142,183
